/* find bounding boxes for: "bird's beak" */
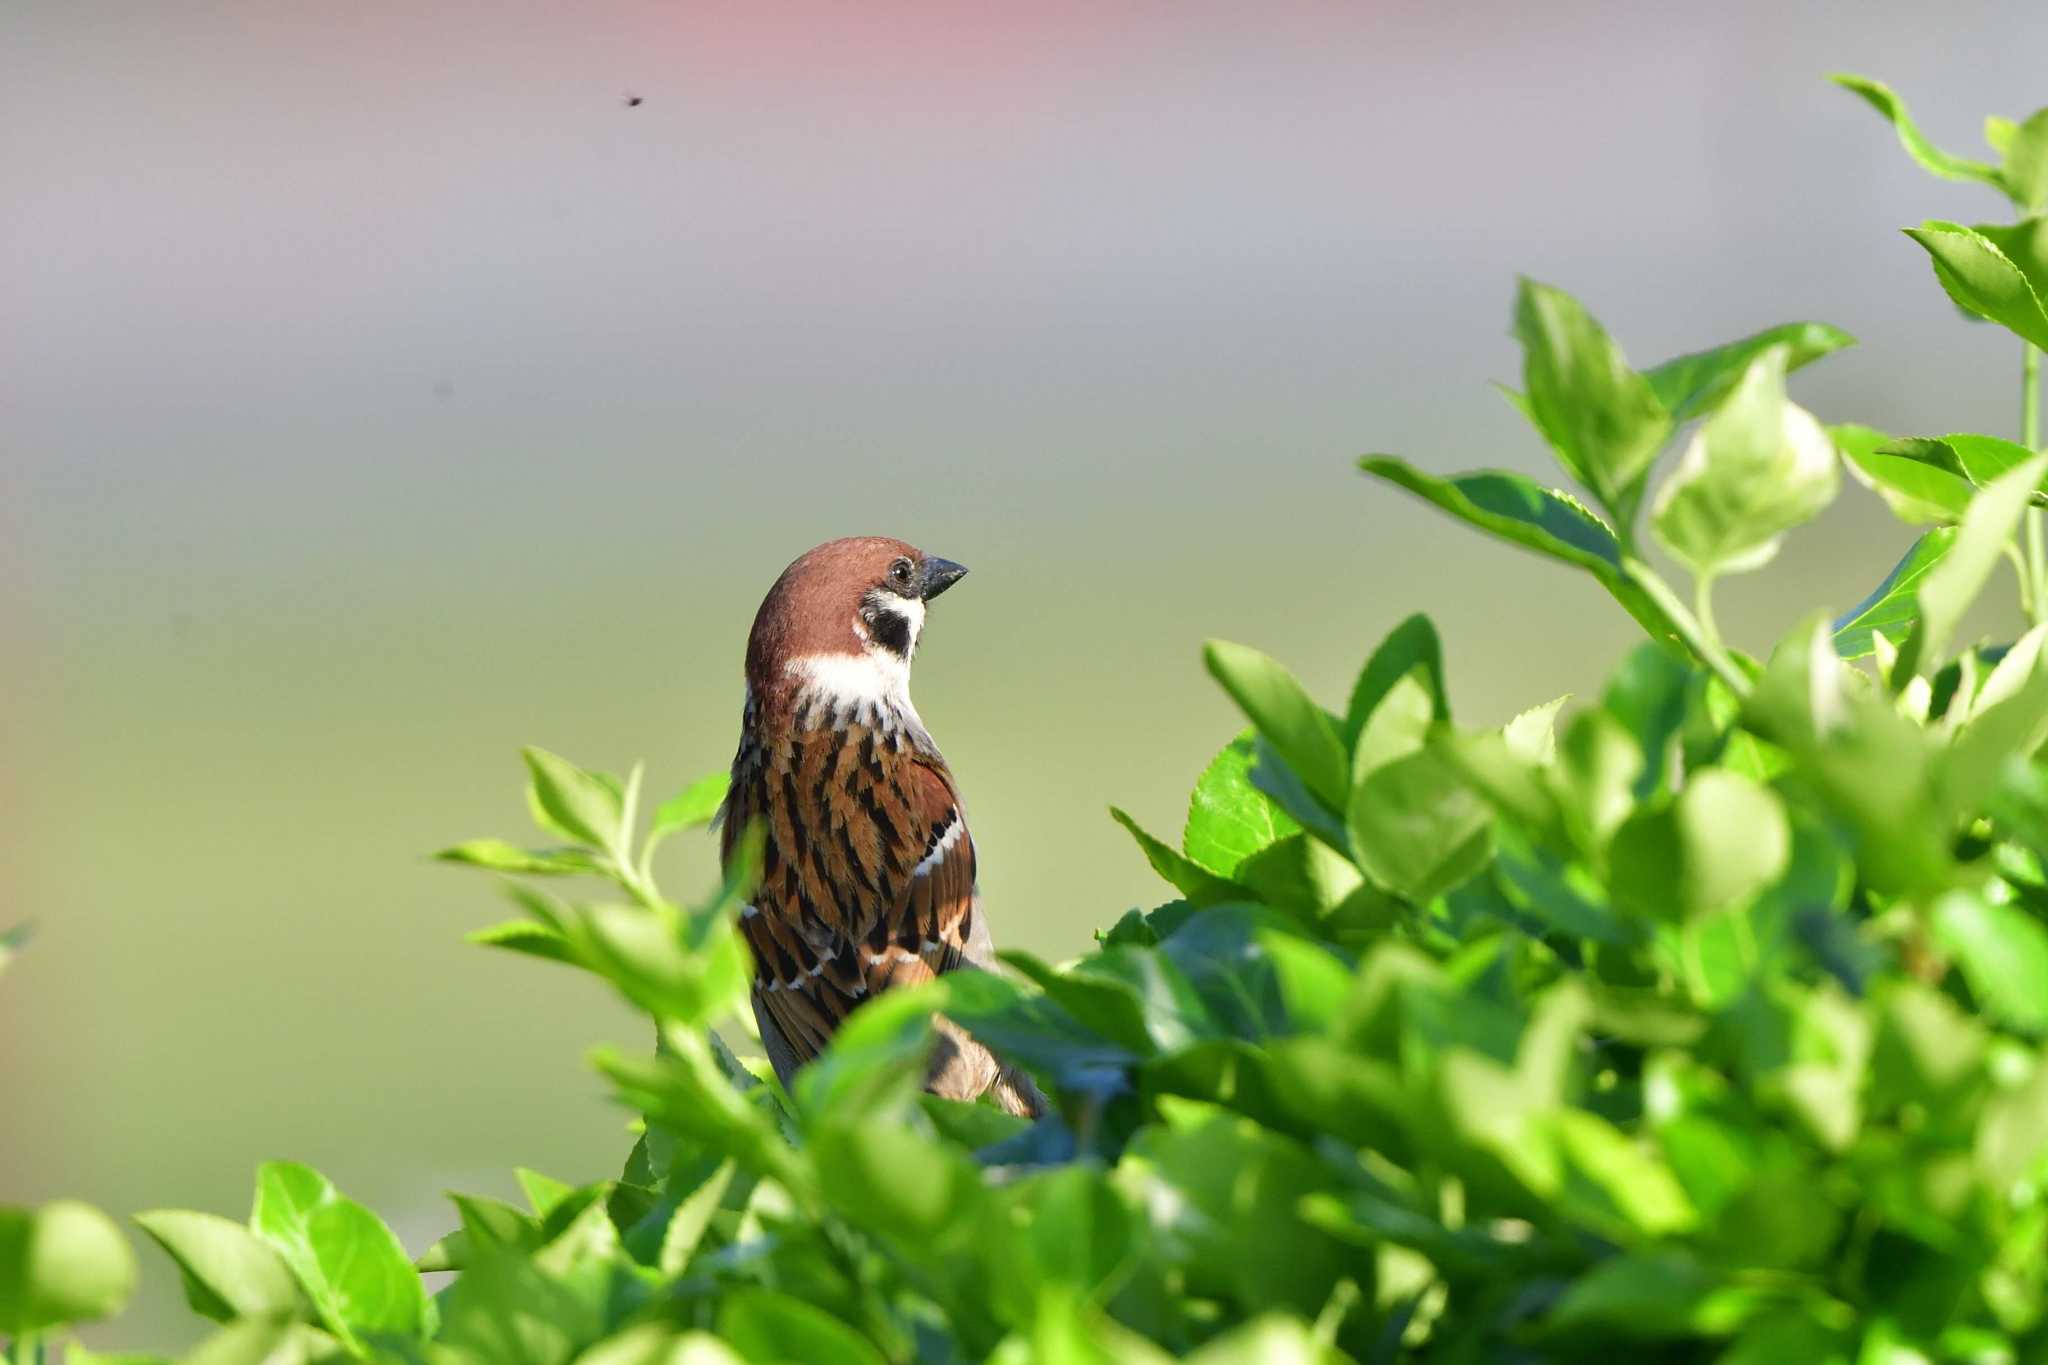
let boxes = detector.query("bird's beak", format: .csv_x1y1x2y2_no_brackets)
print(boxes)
919,556,969,600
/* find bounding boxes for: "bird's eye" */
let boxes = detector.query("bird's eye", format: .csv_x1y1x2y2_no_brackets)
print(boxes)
889,558,914,588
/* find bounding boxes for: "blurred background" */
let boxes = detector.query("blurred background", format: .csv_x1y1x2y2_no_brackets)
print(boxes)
7,0,2048,1347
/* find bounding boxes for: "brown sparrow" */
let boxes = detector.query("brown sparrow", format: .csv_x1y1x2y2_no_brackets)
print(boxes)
720,537,1044,1117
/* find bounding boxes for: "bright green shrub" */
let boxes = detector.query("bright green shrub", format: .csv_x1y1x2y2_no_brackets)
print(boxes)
14,73,2048,1364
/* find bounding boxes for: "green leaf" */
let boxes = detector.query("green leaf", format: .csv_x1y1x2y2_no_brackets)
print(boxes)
656,1160,735,1277
1202,641,1349,811
1184,1315,1346,1363
2004,109,2048,211
1831,74,2003,187
717,1289,888,1365
1347,746,1493,903
1941,633,2048,814
1932,890,2048,1033
1550,1109,1699,1237
1359,459,1670,637
1642,321,1855,424
433,1238,607,1365
513,1169,576,1220
468,919,580,965
1546,1249,1768,1337
1649,346,1839,578
249,1162,428,1347
1351,672,1434,785
177,1318,341,1365
0,1200,136,1335
1513,278,1672,520
434,840,602,876
522,746,624,852
1977,1047,2048,1189
1832,528,1955,660
132,1210,306,1324
1235,832,1367,919
595,1032,809,1196
1119,1102,1350,1316
1912,453,2048,673
1905,221,2048,351
647,773,730,845
1838,431,1976,525
1883,431,2043,494
573,1326,748,1365
1182,733,1303,878
1609,771,1790,921
919,1093,1031,1150
1111,807,1242,903
1342,613,1447,742
571,899,750,1027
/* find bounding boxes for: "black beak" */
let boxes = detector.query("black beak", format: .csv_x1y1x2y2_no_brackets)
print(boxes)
919,556,968,600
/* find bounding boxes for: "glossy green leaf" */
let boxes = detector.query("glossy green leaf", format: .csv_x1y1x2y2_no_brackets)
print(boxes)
1642,321,1855,424
1546,1250,1768,1337
1111,807,1241,904
647,773,730,844
1234,833,1366,919
434,839,602,876
717,1289,889,1365
1119,1102,1349,1316
0,1200,136,1335
522,746,624,851
1513,278,1672,519
2004,109,2048,211
249,1162,428,1346
1832,74,2003,187
1832,528,1955,660
571,900,750,1027
1905,221,2048,351
1882,431,2042,494
1932,891,2048,1033
1913,453,2048,673
1650,347,1839,578
1183,1315,1345,1363
1347,747,1493,903
132,1210,306,1324
654,1160,734,1277
1838,432,1976,525
1342,613,1448,742
467,919,580,965
1359,459,1670,637
573,1326,748,1365
177,1318,340,1365
1182,732,1303,878
1609,771,1790,921
1202,641,1349,811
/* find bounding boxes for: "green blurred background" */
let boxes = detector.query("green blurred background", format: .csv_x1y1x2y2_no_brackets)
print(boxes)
7,0,2048,1349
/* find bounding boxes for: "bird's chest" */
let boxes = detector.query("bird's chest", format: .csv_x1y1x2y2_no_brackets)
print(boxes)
734,720,919,939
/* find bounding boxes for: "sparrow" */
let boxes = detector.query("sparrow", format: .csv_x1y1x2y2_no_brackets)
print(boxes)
720,537,1045,1117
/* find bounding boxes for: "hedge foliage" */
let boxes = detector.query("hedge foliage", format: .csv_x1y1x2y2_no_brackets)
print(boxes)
13,72,2048,1365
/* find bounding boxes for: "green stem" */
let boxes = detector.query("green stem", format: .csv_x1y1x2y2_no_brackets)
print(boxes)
2026,342,2041,451
1681,921,1714,1006
1623,558,1751,697
1694,573,1724,656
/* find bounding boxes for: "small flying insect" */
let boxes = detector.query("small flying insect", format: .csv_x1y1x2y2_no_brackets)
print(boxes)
622,92,643,107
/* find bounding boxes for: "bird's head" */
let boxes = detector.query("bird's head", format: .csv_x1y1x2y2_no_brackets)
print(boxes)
744,536,969,717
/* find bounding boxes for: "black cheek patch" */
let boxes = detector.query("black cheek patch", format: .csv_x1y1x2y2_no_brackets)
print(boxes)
868,608,914,657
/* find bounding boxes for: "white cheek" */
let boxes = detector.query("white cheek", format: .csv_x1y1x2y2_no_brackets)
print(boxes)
893,597,927,654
